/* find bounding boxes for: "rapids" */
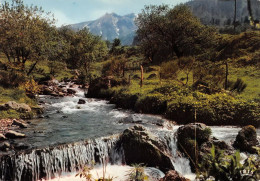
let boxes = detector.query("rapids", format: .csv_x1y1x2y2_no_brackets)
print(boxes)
0,83,259,181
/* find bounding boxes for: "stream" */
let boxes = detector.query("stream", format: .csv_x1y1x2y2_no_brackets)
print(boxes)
0,83,259,181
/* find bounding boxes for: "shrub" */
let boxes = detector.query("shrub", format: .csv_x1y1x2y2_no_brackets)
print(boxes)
159,60,179,79
135,93,167,114
0,70,26,88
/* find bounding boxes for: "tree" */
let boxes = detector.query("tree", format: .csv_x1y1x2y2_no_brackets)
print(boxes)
57,27,108,73
136,4,217,63
0,0,55,71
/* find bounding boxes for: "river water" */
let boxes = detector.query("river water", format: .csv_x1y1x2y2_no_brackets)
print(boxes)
0,84,259,181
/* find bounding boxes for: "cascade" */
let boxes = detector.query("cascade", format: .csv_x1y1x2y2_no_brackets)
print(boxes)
0,136,122,181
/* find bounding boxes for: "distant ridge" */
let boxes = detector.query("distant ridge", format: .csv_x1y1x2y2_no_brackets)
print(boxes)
69,13,137,45
187,0,260,26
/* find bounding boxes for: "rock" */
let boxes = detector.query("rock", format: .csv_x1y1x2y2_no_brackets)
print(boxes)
147,73,157,80
233,125,259,154
0,133,7,140
78,99,86,104
159,170,190,181
31,106,44,114
58,92,65,97
42,87,53,95
38,115,44,118
176,123,212,170
50,92,59,97
62,115,68,118
14,143,30,150
67,88,76,95
1,101,31,113
12,119,28,128
0,142,11,151
5,130,26,139
177,123,211,146
119,115,143,124
200,139,233,156
119,125,174,173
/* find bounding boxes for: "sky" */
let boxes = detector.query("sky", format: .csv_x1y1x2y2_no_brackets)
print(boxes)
1,0,190,26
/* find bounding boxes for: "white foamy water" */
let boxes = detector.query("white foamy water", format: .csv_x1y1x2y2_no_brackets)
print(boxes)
1,85,258,181
43,165,164,181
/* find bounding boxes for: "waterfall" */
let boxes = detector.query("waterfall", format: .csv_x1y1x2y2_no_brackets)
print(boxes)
0,136,123,181
155,128,194,179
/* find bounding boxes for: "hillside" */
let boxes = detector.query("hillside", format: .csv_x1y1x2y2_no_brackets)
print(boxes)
187,0,260,26
69,13,137,45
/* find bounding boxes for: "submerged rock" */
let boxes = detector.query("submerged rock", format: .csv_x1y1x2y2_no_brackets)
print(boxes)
78,99,86,104
67,88,76,95
159,170,190,181
119,125,174,173
0,142,11,151
12,119,28,128
233,125,259,154
0,133,7,141
14,143,30,150
5,130,26,139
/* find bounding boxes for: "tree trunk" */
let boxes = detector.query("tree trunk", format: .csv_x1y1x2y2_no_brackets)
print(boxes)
233,0,237,31
186,73,189,85
27,61,38,76
225,61,229,90
247,0,255,28
140,65,143,88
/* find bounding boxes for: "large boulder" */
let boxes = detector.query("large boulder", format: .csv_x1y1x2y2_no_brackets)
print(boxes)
233,125,259,154
5,130,26,139
176,123,212,170
0,101,31,113
159,170,190,181
119,125,174,173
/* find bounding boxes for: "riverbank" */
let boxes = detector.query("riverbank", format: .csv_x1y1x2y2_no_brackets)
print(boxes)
86,76,259,128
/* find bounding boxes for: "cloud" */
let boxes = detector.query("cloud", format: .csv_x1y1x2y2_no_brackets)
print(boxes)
52,10,75,27
96,0,130,5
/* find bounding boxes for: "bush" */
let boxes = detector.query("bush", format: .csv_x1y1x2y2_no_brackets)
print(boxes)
135,94,167,114
166,92,259,127
159,60,179,79
0,70,26,88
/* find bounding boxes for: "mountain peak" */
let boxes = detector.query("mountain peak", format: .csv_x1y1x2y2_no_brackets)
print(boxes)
69,13,137,45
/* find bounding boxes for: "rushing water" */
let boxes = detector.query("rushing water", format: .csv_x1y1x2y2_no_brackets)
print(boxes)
0,83,259,181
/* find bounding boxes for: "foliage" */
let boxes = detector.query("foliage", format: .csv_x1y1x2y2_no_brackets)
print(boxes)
57,27,108,71
127,164,148,181
159,60,179,79
0,0,56,70
0,69,26,87
76,165,94,181
198,145,260,181
20,79,41,95
227,78,247,93
136,4,217,62
102,56,127,77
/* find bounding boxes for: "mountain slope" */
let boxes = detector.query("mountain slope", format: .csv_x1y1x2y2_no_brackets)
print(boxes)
187,0,260,26
69,13,137,45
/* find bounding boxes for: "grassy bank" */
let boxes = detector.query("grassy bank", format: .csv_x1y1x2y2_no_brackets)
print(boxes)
87,62,259,127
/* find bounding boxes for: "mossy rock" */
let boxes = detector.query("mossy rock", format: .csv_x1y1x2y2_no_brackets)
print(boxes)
120,125,174,173
233,125,259,154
